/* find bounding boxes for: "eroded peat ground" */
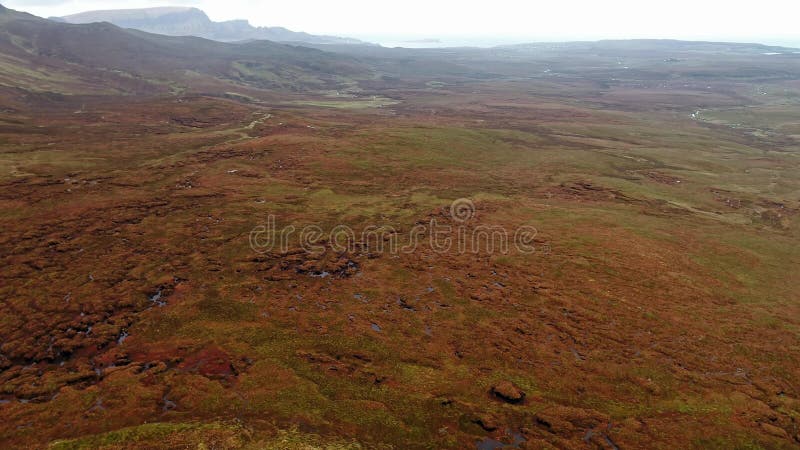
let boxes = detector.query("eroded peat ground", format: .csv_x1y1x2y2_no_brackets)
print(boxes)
1,76,800,449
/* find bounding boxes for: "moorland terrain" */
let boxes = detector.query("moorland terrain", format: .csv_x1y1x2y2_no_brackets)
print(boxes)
1,4,800,449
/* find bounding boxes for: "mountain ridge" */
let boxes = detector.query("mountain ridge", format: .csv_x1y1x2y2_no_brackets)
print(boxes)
54,6,367,45
0,4,371,101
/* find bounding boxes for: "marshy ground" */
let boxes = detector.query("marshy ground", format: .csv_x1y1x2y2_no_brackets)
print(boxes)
1,34,800,449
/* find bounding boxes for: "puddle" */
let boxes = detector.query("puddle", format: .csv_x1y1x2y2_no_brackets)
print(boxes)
397,297,416,311
371,323,382,332
117,330,129,345
310,271,330,279
162,395,177,412
584,428,619,450
570,348,585,361
476,439,506,450
149,289,167,307
87,398,105,413
476,432,525,450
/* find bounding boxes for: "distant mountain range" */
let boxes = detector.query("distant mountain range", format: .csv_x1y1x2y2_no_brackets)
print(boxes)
52,6,367,45
0,4,371,103
3,1,798,105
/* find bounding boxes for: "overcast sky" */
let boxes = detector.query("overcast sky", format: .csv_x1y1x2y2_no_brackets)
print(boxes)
5,0,800,46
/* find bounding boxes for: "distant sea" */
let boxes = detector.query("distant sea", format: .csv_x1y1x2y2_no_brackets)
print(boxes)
363,36,800,50
367,36,536,49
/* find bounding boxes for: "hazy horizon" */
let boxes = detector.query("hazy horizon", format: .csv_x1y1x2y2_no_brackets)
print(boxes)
4,0,800,49
359,34,800,49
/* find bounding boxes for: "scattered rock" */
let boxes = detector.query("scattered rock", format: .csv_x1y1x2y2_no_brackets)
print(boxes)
534,405,609,434
491,381,526,404
474,414,500,431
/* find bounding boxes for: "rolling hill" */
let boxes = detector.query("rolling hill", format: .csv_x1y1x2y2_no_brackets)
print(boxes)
0,4,371,102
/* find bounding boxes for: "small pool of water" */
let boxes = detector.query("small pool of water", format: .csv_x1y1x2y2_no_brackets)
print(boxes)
149,289,167,307
476,432,526,450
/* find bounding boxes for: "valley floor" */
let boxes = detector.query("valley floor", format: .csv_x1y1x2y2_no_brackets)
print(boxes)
1,78,800,449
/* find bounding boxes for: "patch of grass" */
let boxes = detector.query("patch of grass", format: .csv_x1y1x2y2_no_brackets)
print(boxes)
254,427,366,450
196,292,259,322
48,422,248,450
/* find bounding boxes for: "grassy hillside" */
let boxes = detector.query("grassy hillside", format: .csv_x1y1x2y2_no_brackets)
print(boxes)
0,5,371,98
